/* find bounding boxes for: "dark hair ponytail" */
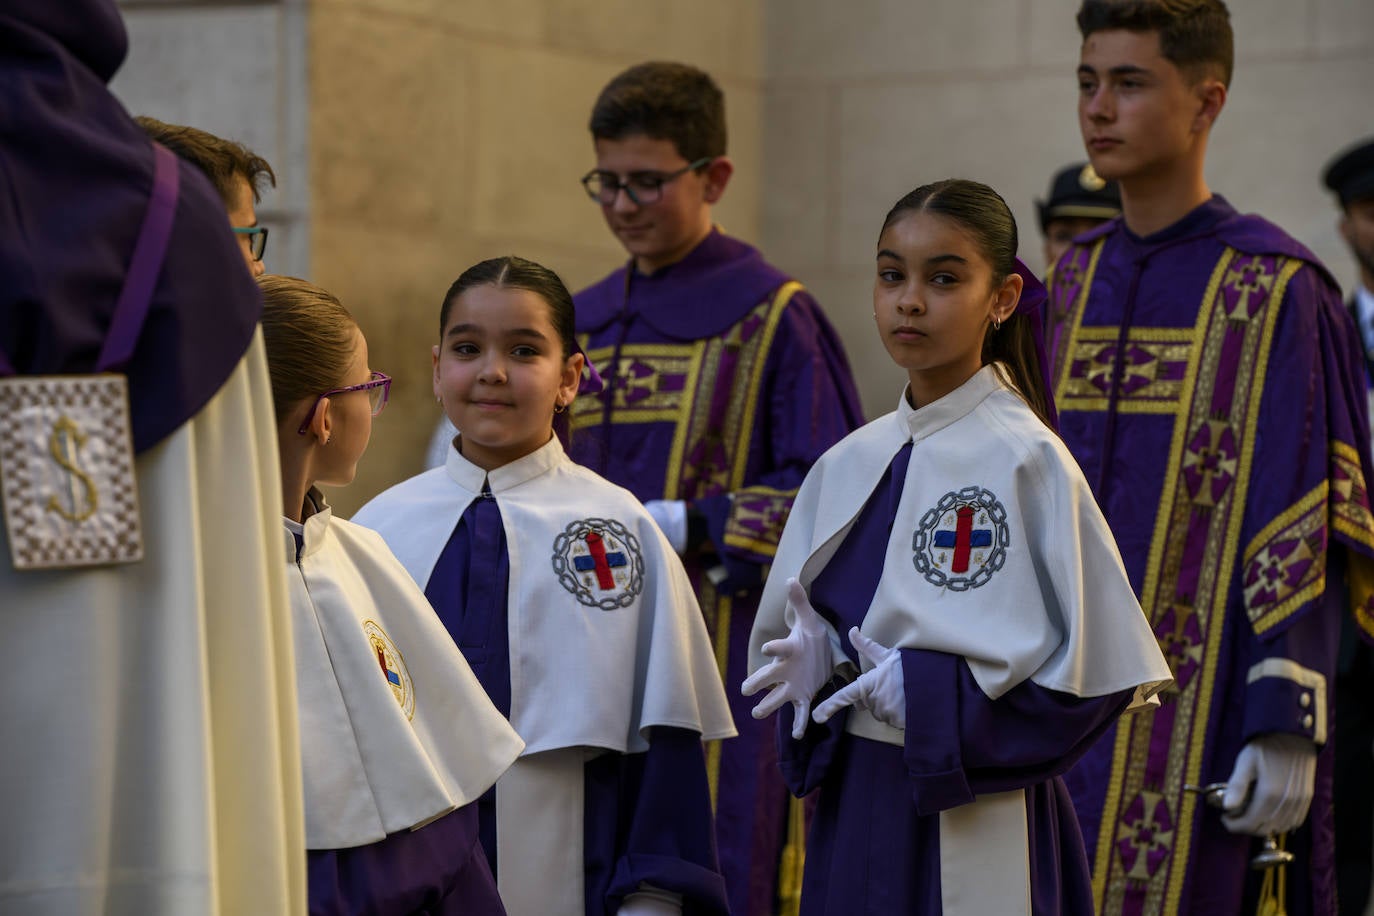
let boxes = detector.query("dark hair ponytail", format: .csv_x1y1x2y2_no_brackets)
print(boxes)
881,179,1054,429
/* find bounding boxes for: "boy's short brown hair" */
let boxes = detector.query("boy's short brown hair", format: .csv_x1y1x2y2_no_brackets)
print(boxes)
589,61,726,163
1077,0,1233,87
135,116,276,207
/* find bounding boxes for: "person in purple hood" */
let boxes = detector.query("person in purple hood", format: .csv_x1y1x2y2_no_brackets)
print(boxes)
569,60,864,916
1049,1,1374,913
0,1,306,913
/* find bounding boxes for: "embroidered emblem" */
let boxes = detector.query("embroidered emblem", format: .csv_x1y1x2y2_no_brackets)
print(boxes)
912,487,1009,590
552,517,645,609
1116,791,1176,881
363,620,414,720
0,374,143,570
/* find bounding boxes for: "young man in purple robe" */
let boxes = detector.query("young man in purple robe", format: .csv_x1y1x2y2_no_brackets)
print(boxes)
1049,2,1374,913
569,61,864,916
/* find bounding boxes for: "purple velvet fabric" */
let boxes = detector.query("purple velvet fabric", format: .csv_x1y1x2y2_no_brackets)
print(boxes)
307,805,504,916
0,0,261,451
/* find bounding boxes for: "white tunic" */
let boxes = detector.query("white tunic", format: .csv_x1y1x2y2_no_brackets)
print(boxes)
283,491,523,850
0,333,307,915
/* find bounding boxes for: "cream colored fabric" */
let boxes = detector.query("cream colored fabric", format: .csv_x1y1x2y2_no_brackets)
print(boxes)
495,749,588,916
0,332,306,915
284,493,523,849
938,790,1031,915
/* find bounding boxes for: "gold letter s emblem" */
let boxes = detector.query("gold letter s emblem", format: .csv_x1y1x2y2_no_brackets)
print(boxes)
45,415,99,523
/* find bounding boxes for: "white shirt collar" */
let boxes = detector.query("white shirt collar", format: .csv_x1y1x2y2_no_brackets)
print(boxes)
896,364,1007,444
443,433,564,495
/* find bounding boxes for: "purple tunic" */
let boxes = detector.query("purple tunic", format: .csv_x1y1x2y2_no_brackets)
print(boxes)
0,0,261,451
1047,196,1374,915
424,490,728,915
778,441,1131,914
307,805,504,916
572,228,863,916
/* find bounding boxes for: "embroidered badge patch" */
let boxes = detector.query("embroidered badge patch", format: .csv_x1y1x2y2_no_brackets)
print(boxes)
363,620,415,720
912,486,1010,591
552,517,645,610
0,374,143,570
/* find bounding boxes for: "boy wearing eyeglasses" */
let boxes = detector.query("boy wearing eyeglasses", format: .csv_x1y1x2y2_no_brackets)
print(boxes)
570,60,863,916
136,116,274,277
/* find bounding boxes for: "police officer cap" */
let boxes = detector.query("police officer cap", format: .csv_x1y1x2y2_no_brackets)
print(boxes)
1037,162,1122,232
1322,137,1374,207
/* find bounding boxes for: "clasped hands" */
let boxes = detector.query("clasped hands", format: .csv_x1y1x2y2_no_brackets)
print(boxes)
741,579,905,738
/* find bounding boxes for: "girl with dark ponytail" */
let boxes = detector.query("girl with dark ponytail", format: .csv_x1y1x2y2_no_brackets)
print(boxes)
742,180,1171,914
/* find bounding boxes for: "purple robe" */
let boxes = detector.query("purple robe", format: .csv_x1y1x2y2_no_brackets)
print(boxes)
776,441,1132,915
423,491,728,915
572,228,863,916
1047,196,1374,915
0,0,261,451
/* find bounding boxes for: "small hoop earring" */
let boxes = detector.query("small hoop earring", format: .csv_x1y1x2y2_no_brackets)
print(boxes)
993,316,1003,331
553,401,566,414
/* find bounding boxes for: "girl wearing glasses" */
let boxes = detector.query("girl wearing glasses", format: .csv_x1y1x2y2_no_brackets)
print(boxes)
354,256,735,916
258,275,523,915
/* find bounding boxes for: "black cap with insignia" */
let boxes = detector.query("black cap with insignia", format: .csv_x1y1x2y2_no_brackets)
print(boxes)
1036,162,1122,232
1322,137,1374,208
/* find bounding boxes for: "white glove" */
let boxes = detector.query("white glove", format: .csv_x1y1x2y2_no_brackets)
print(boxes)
617,886,683,915
643,499,687,555
741,579,839,739
1220,733,1317,836
812,627,905,729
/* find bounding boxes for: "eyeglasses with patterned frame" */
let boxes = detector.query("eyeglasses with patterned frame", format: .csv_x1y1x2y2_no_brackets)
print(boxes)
232,225,269,261
580,157,712,206
296,370,391,435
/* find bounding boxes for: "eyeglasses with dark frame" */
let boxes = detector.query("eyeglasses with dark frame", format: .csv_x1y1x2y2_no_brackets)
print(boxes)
296,370,391,435
580,157,712,206
232,225,269,261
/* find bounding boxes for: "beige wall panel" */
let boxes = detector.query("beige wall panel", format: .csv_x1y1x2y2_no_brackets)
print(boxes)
832,74,1081,270
717,83,764,246
1316,0,1374,52
757,86,834,270
1207,55,1374,294
765,0,1024,81
311,8,475,233
1024,0,1088,71
468,44,633,257
542,0,763,81
310,0,551,44
799,267,906,422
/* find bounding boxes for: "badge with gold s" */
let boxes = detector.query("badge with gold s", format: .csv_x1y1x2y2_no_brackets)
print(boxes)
0,374,143,570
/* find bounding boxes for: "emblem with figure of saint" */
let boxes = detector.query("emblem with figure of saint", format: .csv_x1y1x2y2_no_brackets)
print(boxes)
912,486,1010,591
363,619,415,720
0,374,143,570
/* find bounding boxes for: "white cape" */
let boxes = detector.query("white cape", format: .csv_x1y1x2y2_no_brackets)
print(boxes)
353,435,736,755
284,491,523,850
750,365,1172,710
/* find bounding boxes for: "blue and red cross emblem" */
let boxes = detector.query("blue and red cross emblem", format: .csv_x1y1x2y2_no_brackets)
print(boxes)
573,530,628,590
912,486,1009,591
552,517,645,610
